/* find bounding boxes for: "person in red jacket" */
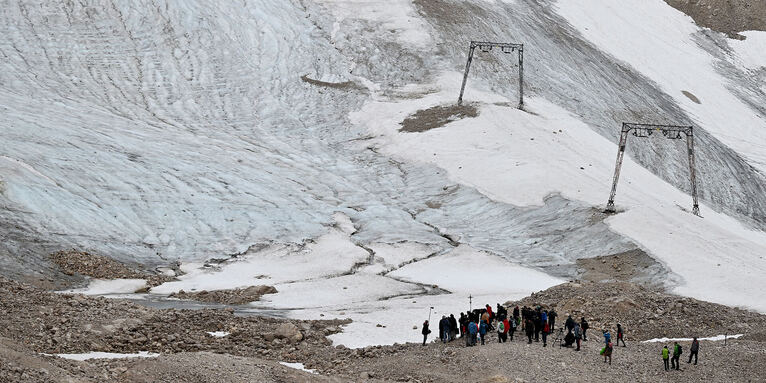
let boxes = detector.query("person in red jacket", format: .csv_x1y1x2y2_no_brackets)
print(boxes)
542,321,550,347
501,317,510,343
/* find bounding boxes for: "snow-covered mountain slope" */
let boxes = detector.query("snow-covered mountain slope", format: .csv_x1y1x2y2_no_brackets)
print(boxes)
2,0,766,346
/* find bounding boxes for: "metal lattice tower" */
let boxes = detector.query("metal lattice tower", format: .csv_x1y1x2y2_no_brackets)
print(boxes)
458,41,524,109
605,123,700,216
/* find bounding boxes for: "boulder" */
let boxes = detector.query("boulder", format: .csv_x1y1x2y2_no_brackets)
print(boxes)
274,323,303,343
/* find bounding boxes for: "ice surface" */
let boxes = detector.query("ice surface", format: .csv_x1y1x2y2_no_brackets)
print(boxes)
279,361,318,374
53,351,159,361
61,279,147,296
3,0,766,349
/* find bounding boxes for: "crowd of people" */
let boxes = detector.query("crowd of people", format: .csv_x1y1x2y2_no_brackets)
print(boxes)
421,303,703,372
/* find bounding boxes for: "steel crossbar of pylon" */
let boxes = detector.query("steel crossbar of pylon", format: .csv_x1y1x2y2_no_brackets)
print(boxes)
458,40,524,109
605,122,700,216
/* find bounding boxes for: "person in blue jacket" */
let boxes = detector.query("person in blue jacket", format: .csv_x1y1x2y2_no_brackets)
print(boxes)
603,329,611,346
479,320,488,345
467,321,478,346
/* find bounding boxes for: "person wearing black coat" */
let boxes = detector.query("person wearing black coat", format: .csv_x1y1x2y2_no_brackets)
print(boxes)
580,317,589,341
534,310,542,342
439,316,450,343
525,318,535,344
421,320,431,346
565,315,575,333
548,309,557,331
448,314,458,341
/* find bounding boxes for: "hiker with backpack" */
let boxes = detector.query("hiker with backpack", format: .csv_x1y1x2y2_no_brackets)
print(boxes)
467,320,478,346
497,317,507,343
542,319,550,347
602,341,613,365
662,345,670,371
509,314,517,341
573,322,582,351
688,337,699,365
686,336,700,366
525,318,535,344
603,329,611,346
615,324,626,347
671,341,682,370
479,319,488,345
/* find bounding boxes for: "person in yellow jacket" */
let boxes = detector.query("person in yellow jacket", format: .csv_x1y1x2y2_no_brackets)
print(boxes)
662,345,670,371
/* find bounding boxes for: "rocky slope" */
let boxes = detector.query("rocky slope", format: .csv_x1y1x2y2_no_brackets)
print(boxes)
2,277,764,382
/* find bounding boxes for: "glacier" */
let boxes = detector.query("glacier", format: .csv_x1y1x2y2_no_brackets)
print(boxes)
1,0,766,347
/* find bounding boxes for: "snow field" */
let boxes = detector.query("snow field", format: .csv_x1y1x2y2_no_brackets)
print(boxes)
354,70,766,313
555,0,766,171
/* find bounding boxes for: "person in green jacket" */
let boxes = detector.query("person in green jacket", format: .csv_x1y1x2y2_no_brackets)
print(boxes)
662,345,670,371
671,342,683,370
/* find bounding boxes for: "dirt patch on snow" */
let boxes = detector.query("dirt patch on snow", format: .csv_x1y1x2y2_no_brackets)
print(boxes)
49,250,175,288
664,0,766,38
681,90,701,104
399,104,478,132
300,75,363,91
576,249,666,285
170,286,278,305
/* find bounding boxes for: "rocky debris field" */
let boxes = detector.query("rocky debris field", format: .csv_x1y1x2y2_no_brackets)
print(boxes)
169,285,278,305
575,249,667,286
48,250,174,288
664,0,766,38
507,281,766,342
399,104,479,132
1,277,765,382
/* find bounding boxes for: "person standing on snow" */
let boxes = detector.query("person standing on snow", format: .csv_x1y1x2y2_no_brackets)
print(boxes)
662,345,670,371
687,337,699,365
615,324,626,347
421,320,431,346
